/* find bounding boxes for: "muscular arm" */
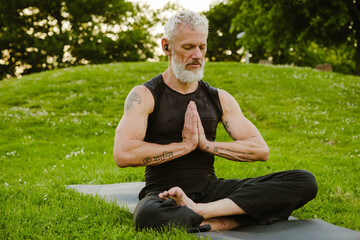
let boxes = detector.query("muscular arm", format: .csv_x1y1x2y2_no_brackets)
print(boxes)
113,86,198,168
198,89,269,162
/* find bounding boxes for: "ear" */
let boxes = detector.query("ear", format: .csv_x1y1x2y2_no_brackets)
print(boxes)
161,38,171,55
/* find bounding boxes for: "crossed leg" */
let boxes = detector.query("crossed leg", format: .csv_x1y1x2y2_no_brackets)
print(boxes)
158,186,245,231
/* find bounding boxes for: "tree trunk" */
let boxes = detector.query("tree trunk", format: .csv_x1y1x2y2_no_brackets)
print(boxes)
356,34,360,76
353,3,360,75
346,0,360,75
355,18,360,75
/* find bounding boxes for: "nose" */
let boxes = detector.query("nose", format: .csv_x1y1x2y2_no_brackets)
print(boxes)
192,47,202,59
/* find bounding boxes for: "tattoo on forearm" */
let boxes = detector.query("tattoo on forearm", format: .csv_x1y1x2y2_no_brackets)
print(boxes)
225,148,254,155
126,91,142,110
219,152,254,162
217,152,235,159
143,151,173,164
235,155,255,162
213,147,255,162
143,157,152,163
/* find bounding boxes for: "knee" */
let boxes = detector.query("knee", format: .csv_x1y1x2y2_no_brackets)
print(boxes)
133,196,163,230
295,170,318,200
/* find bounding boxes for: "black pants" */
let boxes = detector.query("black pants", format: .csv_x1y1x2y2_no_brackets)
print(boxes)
133,170,318,230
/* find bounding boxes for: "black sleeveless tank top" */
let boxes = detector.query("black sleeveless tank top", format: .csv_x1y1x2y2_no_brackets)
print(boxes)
142,74,223,188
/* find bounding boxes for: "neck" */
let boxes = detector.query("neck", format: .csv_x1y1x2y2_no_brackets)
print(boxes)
162,68,199,94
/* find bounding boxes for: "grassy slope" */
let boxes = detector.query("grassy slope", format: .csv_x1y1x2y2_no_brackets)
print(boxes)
0,62,359,238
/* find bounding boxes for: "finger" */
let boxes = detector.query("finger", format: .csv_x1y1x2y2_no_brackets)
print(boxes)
191,101,197,110
186,101,196,116
188,101,195,109
191,110,197,130
159,195,169,200
197,114,201,129
198,115,204,129
186,102,197,124
184,104,192,127
188,101,196,111
198,118,205,141
186,110,193,130
191,102,201,121
158,191,168,198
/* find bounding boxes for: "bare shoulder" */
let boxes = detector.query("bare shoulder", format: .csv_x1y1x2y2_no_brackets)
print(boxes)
217,89,242,115
116,85,153,138
125,85,154,114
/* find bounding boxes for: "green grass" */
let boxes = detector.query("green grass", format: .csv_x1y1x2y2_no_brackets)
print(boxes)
1,62,359,238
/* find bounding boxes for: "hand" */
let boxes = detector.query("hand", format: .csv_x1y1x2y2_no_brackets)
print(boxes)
197,112,209,151
182,101,199,152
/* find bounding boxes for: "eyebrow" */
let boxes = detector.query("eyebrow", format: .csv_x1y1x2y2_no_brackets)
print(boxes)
182,43,207,48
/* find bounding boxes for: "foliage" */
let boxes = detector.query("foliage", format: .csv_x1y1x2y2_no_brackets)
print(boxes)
0,0,159,79
288,42,356,75
204,2,242,62
0,62,359,238
228,0,359,74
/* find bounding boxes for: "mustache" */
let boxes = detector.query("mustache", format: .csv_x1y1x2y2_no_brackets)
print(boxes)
186,60,202,66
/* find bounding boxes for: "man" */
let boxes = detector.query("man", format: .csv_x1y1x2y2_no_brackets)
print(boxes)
113,10,317,232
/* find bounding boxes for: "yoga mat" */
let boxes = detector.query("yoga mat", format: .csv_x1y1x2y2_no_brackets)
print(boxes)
67,182,145,212
66,182,360,240
193,219,360,240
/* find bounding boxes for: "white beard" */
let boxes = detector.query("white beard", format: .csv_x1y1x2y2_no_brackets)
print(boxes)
171,50,205,84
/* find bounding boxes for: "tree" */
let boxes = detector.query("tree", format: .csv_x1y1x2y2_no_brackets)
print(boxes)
204,2,242,62
230,0,359,74
0,0,158,79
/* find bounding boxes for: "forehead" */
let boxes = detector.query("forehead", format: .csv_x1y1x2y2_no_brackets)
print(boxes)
172,23,207,45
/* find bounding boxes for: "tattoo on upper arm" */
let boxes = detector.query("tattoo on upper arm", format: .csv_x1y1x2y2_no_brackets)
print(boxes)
143,151,173,165
223,120,234,139
224,120,230,129
126,91,142,110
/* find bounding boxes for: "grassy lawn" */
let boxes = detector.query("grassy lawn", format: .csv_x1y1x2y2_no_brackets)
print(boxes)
1,62,359,239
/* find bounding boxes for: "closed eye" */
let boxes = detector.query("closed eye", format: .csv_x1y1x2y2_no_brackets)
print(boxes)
182,44,207,51
182,44,194,50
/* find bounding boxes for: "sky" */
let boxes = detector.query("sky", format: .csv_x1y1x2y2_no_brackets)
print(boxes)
127,0,223,58
128,0,220,12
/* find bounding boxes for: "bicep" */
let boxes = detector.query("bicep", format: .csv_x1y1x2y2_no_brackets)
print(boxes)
116,111,148,142
115,86,154,145
219,90,262,141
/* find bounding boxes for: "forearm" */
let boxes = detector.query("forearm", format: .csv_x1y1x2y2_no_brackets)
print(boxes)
114,101,199,168
200,137,269,162
114,138,192,168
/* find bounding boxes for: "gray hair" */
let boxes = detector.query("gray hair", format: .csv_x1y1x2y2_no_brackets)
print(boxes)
165,10,209,42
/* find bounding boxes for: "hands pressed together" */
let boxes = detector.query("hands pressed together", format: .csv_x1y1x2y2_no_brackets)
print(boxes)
182,101,208,152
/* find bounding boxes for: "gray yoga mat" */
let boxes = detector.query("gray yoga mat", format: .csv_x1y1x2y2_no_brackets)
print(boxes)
66,182,360,240
67,182,145,212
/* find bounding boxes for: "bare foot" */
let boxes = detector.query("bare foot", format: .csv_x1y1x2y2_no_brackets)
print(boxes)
158,186,197,211
201,217,241,231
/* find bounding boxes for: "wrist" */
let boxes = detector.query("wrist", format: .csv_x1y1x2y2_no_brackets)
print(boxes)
182,139,197,154
199,139,211,152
